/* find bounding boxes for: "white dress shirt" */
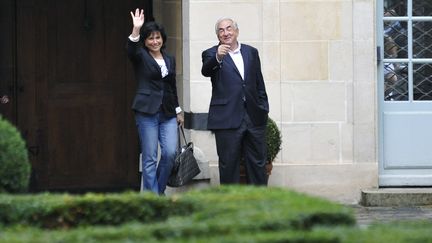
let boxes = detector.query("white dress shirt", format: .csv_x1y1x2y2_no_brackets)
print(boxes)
228,43,244,80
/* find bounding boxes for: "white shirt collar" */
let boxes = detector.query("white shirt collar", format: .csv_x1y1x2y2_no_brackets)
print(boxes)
229,43,241,54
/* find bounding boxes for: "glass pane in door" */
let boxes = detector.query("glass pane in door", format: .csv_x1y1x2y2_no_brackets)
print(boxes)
384,22,408,58
384,0,407,16
384,62,408,101
413,21,432,58
413,1,432,16
414,63,432,100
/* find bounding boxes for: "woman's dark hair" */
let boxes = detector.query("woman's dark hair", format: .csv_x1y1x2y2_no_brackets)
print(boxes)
141,21,167,50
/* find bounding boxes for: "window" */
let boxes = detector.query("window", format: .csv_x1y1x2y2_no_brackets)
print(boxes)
383,0,432,101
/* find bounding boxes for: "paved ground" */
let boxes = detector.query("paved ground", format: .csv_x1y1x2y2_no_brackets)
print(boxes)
352,205,432,227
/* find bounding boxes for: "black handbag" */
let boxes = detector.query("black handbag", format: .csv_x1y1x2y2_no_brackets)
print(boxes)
167,126,201,187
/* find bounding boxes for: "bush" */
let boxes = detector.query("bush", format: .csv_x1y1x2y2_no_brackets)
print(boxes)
0,186,354,232
0,116,31,193
0,192,195,228
0,187,432,242
266,118,282,162
1,220,432,242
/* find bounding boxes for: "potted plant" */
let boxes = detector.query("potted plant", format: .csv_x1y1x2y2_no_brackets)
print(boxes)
240,117,282,183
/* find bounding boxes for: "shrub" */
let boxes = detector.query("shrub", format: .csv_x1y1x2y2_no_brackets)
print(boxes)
0,186,358,242
0,192,196,228
266,117,282,162
0,186,354,231
0,116,31,193
0,187,432,242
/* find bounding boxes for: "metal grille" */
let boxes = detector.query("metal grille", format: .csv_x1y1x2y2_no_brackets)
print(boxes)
413,1,432,16
413,21,432,58
384,21,408,58
414,63,432,100
383,0,432,101
384,62,408,101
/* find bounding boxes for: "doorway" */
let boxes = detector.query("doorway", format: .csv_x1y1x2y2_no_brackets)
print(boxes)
378,0,432,186
1,0,153,191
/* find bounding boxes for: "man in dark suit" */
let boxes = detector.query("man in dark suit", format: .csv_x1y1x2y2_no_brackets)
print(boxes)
201,17,269,185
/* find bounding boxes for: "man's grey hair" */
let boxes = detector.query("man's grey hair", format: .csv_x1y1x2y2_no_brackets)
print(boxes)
214,17,239,35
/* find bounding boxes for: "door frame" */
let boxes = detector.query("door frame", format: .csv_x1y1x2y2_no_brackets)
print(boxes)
5,0,155,192
378,0,432,186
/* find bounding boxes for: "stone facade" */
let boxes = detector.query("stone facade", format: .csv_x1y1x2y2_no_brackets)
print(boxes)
155,0,378,204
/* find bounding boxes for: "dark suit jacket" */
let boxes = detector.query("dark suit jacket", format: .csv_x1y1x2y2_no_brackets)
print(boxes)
127,39,179,117
201,44,269,129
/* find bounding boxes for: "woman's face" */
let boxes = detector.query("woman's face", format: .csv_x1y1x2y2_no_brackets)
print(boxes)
144,31,163,54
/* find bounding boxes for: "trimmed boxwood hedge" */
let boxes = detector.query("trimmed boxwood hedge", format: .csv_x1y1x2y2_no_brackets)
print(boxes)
1,186,431,242
1,221,432,243
157,186,355,239
0,186,354,230
0,186,358,242
0,116,31,193
0,191,196,228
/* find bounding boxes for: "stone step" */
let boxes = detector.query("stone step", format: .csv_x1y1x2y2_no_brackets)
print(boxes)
360,188,432,207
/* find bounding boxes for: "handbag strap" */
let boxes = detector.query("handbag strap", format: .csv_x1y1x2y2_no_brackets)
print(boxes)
178,125,188,146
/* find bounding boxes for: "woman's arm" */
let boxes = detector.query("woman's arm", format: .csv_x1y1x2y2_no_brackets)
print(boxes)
130,8,144,38
127,9,145,62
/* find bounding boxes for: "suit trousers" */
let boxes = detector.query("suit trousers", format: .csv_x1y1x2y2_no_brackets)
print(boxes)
214,112,268,185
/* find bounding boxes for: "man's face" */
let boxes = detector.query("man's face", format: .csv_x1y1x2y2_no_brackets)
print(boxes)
217,20,239,46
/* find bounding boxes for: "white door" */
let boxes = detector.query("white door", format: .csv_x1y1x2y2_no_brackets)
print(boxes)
379,0,432,186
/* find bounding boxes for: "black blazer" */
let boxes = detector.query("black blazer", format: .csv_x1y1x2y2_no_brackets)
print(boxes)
127,39,179,117
201,44,269,129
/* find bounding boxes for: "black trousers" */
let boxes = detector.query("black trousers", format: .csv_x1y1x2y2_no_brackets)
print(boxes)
214,113,267,185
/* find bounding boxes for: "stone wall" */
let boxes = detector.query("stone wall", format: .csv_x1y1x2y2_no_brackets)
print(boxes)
174,0,377,203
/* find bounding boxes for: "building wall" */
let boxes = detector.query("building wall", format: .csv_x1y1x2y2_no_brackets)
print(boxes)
153,0,184,107
180,0,378,204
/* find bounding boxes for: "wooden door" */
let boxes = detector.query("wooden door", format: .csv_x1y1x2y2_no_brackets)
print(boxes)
14,0,152,191
0,0,16,123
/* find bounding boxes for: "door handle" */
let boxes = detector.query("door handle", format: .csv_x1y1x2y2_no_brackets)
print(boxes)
1,95,10,104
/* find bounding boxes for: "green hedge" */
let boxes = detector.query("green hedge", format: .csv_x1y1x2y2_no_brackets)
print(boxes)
0,116,31,193
0,223,343,243
0,186,357,242
1,221,432,243
1,186,430,242
0,192,195,228
162,186,355,239
0,186,354,230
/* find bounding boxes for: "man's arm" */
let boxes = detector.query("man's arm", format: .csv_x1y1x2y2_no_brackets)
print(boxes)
254,50,269,112
201,48,221,77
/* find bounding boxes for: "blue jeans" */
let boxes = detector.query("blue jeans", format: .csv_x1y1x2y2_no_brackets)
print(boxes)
135,111,178,194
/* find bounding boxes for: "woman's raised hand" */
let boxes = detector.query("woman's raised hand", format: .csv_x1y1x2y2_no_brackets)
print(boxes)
130,8,144,29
